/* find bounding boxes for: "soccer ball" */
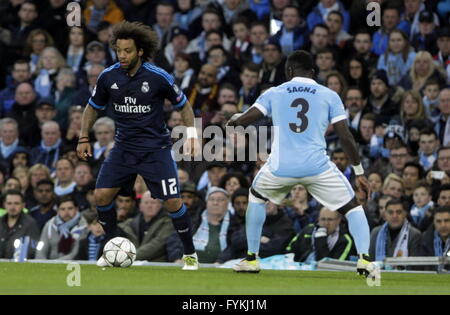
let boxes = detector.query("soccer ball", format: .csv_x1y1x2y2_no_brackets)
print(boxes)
102,237,136,268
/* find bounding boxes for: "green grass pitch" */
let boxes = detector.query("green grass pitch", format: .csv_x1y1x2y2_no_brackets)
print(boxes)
1,262,449,295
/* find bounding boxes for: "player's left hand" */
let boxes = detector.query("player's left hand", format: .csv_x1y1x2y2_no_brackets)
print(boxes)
183,137,201,158
355,175,371,200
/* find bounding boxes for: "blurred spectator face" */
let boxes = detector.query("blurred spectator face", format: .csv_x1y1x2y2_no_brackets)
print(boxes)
93,0,109,9
438,89,450,116
282,7,300,31
56,73,75,92
87,46,106,65
198,65,217,88
383,9,400,31
98,26,112,44
389,31,406,54
403,94,419,118
316,52,335,71
414,56,431,77
370,79,388,99
56,159,74,183
15,83,36,105
208,167,227,186
63,150,78,167
291,184,308,202
207,191,229,215
331,151,348,172
88,219,104,237
95,123,114,147
31,33,47,54
218,88,237,105
233,22,248,42
310,27,329,50
321,0,336,8
434,211,450,239
437,36,450,56
156,4,174,28
438,189,450,207
42,123,60,147
208,48,226,68
383,180,403,199
408,127,420,142
360,118,374,142
34,183,55,205
1,122,18,145
4,178,21,193
225,0,241,10
177,0,191,11
69,109,83,129
389,147,409,172
233,195,248,217
14,168,29,192
12,62,31,83
419,133,438,155
240,68,258,90
58,200,78,223
263,44,282,65
168,111,183,129
116,195,135,216
318,208,341,235
206,33,222,50
139,194,162,219
88,65,104,87
4,194,23,218
354,33,372,55
326,76,342,94
272,0,290,10
177,169,189,184
413,186,431,208
18,2,37,24
368,173,383,193
181,191,197,208
349,59,363,80
174,56,189,73
326,12,342,34
250,25,268,46
202,12,221,32
424,83,440,101
30,169,49,188
50,0,66,9
404,0,421,15
402,166,419,190
36,104,56,124
69,27,84,48
437,149,450,172
385,203,407,229
225,177,241,195
41,49,59,71
419,21,435,35
12,153,27,169
172,34,188,52
74,164,93,187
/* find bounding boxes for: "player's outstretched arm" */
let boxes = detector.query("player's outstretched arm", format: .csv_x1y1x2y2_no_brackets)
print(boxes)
333,119,370,196
226,107,264,127
77,105,98,161
180,101,200,157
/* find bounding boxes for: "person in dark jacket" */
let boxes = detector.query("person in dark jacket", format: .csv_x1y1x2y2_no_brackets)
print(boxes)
421,206,450,257
0,60,32,117
0,190,40,259
230,201,294,260
287,207,355,263
120,191,174,262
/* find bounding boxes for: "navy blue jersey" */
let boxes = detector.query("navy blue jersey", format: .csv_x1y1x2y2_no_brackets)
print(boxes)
88,62,187,152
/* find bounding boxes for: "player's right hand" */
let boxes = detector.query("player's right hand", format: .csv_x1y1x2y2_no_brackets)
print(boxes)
76,142,92,161
355,175,371,200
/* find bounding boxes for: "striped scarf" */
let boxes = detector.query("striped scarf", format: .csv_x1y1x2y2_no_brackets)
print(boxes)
88,233,105,261
410,201,434,226
193,210,230,251
434,231,450,257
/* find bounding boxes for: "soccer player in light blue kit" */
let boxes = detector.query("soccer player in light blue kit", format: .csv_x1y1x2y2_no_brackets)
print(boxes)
227,50,379,280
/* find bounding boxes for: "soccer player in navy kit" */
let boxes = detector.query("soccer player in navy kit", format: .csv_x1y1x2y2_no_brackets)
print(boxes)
76,22,200,270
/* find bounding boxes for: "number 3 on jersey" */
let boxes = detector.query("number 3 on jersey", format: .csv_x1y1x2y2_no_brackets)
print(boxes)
289,98,309,133
161,178,178,196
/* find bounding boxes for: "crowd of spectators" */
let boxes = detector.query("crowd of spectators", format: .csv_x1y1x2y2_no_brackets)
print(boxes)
0,0,449,269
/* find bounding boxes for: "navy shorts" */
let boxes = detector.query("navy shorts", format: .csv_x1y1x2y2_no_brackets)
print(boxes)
96,145,180,200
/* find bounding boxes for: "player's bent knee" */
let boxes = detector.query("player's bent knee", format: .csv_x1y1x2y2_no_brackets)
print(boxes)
164,198,183,212
337,198,360,216
94,188,118,206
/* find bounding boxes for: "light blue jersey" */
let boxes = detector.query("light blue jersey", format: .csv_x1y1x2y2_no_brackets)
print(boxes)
254,77,347,178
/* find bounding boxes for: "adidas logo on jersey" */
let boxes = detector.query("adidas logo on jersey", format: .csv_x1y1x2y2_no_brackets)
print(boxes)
111,83,119,89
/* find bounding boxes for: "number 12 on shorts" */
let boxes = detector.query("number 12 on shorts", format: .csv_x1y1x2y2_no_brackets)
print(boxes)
161,178,178,196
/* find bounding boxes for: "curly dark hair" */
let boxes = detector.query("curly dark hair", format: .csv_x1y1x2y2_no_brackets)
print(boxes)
110,21,159,61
